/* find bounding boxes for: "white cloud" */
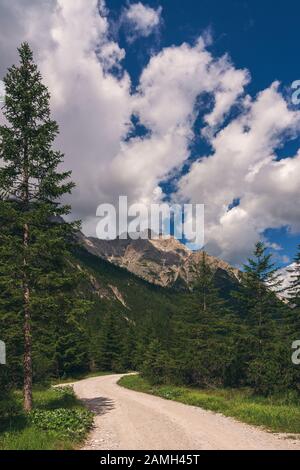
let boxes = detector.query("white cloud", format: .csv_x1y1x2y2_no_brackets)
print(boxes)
29,5,247,237
105,39,249,211
0,0,57,76
177,82,300,264
122,2,162,42
0,0,299,264
0,0,131,223
36,1,133,223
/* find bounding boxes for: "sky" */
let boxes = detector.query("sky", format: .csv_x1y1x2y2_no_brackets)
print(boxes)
0,0,299,267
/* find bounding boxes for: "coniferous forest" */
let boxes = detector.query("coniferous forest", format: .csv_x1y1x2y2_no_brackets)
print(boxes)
0,44,300,429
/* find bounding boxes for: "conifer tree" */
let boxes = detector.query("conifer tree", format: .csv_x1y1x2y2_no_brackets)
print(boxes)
235,242,282,328
96,312,124,372
0,43,84,410
193,252,229,313
191,253,238,386
234,242,286,394
141,338,171,384
169,253,237,387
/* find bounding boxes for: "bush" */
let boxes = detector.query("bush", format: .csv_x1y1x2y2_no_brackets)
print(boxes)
0,386,94,450
29,408,94,440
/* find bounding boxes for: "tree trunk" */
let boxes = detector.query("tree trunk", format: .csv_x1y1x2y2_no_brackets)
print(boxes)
23,221,32,412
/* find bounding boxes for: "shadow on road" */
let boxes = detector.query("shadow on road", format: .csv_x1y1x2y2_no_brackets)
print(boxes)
82,396,115,416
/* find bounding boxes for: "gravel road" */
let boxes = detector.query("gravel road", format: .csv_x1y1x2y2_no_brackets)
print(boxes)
72,374,300,450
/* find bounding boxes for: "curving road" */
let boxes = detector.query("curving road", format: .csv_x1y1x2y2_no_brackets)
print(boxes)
73,374,300,450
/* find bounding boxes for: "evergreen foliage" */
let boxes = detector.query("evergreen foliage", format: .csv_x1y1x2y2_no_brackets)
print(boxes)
0,44,91,408
232,242,291,394
138,246,298,397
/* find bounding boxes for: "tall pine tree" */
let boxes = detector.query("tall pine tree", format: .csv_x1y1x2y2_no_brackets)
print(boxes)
234,242,287,394
169,253,238,387
0,43,86,410
189,253,238,386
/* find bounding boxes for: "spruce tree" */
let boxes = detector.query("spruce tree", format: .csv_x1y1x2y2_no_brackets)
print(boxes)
191,253,238,386
193,252,230,313
96,312,124,372
141,338,171,384
0,43,81,410
170,253,238,387
234,242,286,394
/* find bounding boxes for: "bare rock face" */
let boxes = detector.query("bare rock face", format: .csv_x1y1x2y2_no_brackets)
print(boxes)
80,233,239,289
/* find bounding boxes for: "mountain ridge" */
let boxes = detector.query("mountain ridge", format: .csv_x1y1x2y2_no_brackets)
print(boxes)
78,231,240,290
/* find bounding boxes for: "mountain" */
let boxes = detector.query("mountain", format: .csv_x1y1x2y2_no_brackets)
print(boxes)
75,244,185,318
71,233,242,375
78,232,240,290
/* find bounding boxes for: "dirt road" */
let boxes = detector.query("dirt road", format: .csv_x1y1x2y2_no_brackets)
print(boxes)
73,374,300,450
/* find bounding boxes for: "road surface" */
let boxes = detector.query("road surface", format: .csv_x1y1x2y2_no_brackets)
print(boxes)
72,374,300,450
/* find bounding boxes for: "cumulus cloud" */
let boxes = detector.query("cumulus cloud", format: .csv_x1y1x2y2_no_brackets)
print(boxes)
122,2,162,42
0,0,299,264
105,38,249,208
177,82,300,264
0,1,127,226
0,0,247,236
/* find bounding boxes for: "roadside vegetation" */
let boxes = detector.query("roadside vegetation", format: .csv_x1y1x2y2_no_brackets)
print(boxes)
133,244,300,398
0,386,93,450
119,375,300,435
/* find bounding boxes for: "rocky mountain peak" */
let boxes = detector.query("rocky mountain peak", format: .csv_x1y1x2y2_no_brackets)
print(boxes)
79,231,239,289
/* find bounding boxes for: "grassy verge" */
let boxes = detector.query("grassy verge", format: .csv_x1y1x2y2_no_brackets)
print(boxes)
0,386,93,450
118,375,300,435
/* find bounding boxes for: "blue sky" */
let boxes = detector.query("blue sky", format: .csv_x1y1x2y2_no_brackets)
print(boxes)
105,0,300,267
0,0,299,267
108,0,299,93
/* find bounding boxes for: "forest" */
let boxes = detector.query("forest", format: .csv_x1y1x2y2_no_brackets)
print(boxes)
0,44,300,420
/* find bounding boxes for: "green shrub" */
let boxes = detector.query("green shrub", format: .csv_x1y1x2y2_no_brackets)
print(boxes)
29,408,94,440
0,386,94,450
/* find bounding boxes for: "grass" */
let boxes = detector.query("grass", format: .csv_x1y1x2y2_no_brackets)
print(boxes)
0,386,93,450
0,371,118,450
118,375,300,435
